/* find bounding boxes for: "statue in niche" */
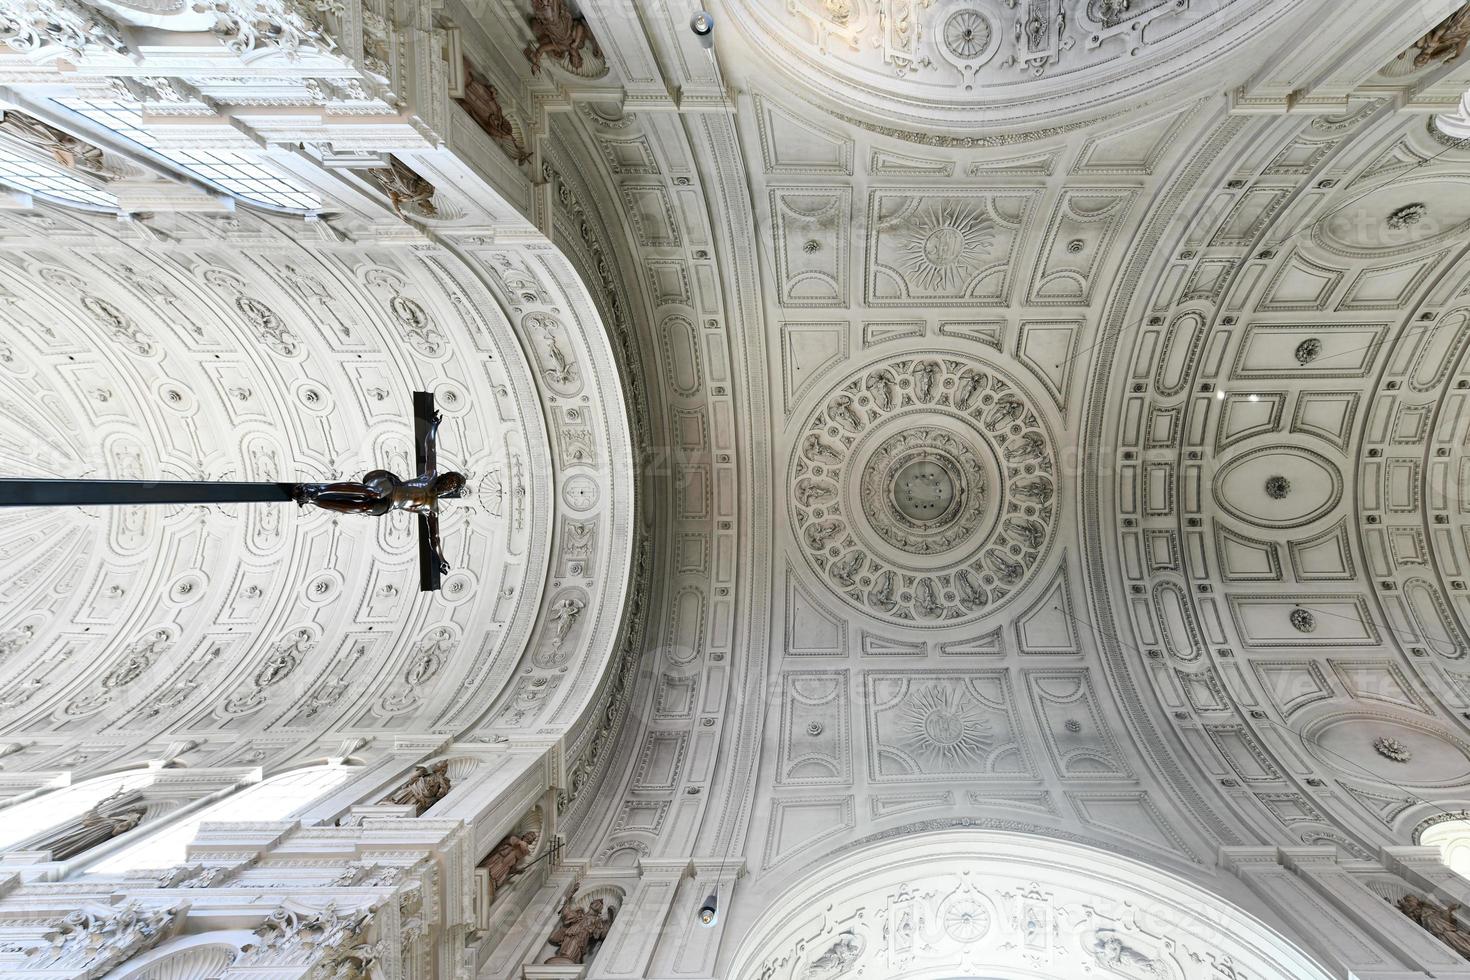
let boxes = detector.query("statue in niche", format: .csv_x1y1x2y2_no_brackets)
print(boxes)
361,156,438,219
292,411,466,575
379,761,452,815
524,0,602,74
1413,3,1470,67
0,109,109,176
482,829,539,899
545,886,614,964
39,789,147,861
455,57,533,164
1399,895,1470,960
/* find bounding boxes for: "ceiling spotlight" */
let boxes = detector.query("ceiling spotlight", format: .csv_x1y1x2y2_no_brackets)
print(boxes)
697,891,719,926
691,10,715,48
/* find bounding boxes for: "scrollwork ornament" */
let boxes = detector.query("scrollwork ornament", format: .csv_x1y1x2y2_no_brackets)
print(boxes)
191,0,339,59
790,354,1058,626
0,0,130,58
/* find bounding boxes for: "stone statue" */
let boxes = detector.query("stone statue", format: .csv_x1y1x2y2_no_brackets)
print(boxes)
1414,3,1470,67
293,411,466,574
379,761,452,815
0,109,109,176
40,790,147,861
482,829,539,898
456,57,532,164
362,156,437,219
546,887,614,965
1399,895,1470,960
524,0,602,74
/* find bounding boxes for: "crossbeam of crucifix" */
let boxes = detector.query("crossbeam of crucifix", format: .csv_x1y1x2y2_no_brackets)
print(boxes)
0,391,465,592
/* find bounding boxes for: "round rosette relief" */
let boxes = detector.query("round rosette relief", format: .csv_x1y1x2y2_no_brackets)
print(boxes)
788,353,1060,627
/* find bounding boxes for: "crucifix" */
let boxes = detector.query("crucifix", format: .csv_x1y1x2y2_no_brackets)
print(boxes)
0,391,466,592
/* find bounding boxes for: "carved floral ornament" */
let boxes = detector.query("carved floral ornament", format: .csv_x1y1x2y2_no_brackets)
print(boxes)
0,0,344,61
25,901,184,978
728,831,1337,980
789,354,1058,627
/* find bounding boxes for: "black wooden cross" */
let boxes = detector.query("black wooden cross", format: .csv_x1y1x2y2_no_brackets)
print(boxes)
0,391,463,592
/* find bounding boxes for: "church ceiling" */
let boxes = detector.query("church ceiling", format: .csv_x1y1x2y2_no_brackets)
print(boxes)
0,201,636,778
543,1,1470,946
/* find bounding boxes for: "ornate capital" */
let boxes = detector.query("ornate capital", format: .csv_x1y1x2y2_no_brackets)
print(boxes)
25,901,184,979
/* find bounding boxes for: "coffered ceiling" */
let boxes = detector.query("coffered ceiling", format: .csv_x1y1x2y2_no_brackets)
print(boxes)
536,2,1470,966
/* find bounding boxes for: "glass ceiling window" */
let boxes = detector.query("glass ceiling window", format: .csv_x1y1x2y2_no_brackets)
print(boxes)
83,764,355,874
0,146,117,209
57,99,320,212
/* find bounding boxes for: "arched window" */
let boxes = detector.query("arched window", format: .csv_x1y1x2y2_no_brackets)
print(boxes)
53,98,321,212
0,769,154,852
1419,816,1470,879
84,764,356,874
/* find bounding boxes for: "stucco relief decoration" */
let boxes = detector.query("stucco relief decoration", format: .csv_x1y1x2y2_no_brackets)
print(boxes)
24,902,183,979
1412,3,1470,67
1387,202,1429,229
870,675,1021,778
380,761,452,814
0,0,130,58
0,109,111,177
361,156,438,220
790,354,1058,626
1293,338,1321,365
456,57,533,164
238,902,378,971
1399,895,1470,960
524,0,605,77
897,683,995,768
1374,735,1413,763
191,0,339,59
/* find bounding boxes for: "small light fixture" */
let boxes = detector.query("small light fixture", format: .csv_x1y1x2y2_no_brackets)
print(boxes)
697,890,719,926
1214,389,1225,401
690,10,716,48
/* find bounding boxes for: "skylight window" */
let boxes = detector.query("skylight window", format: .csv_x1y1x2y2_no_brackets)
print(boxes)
57,99,320,212
0,147,117,209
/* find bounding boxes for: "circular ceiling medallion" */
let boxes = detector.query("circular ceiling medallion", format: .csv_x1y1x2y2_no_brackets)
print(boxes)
789,354,1059,627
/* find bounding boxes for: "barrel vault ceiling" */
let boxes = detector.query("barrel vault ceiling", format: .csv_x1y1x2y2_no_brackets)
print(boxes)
506,0,1470,955
3,0,1470,971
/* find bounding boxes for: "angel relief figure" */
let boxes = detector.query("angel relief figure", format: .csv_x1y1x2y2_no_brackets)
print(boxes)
1413,3,1470,67
457,57,533,164
1400,895,1470,961
524,0,603,74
